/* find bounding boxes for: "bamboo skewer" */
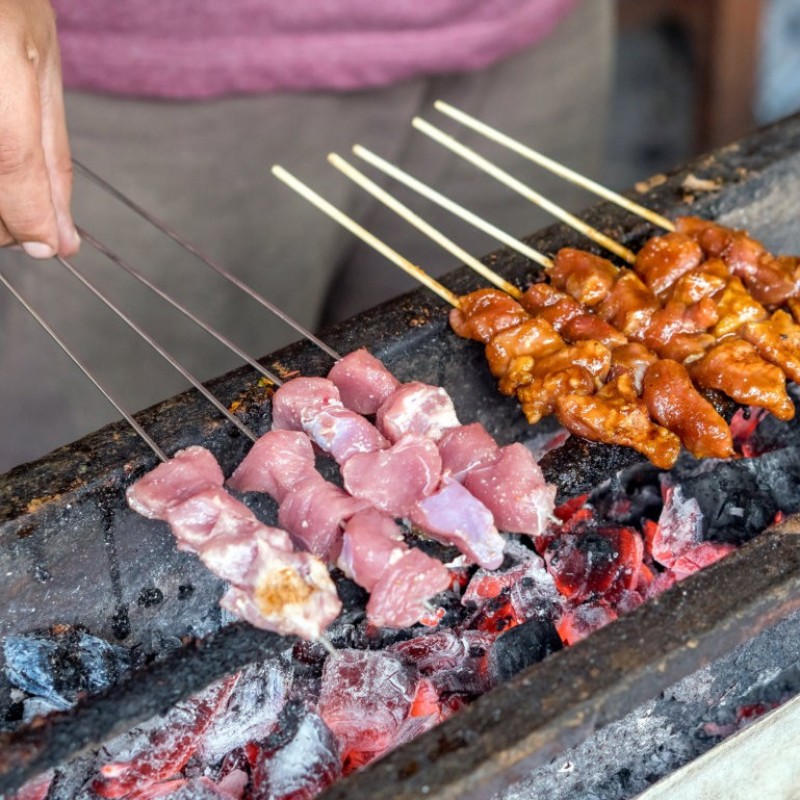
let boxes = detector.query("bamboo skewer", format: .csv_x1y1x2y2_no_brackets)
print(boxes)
433,100,676,233
271,165,461,309
412,117,638,265
351,144,552,269
327,153,521,298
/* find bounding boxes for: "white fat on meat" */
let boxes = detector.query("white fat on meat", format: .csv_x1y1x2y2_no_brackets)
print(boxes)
375,382,460,443
437,423,500,483
271,377,342,432
277,475,371,560
220,539,342,641
342,434,442,518
126,446,224,520
302,406,389,464
409,479,505,570
464,443,557,538
227,430,316,501
367,549,451,629
327,348,400,415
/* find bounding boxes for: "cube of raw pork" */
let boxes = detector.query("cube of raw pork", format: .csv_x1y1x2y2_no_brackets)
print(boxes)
327,348,400,415
126,446,223,520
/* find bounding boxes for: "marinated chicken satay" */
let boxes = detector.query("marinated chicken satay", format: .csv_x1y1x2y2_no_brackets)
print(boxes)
596,270,661,337
606,342,658,394
642,360,734,459
711,275,768,337
449,288,529,343
639,302,717,362
521,283,627,349
555,373,681,470
484,318,564,395
687,339,795,421
554,245,799,417
524,282,732,457
516,341,612,425
634,231,705,296
743,309,800,384
675,216,800,307
547,247,618,307
667,259,729,305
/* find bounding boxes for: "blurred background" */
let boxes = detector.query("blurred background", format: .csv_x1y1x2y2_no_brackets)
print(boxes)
608,0,800,187
2,0,800,472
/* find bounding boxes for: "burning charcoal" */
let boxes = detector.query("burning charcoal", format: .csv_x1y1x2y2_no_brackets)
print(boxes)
462,540,562,625
391,630,495,697
198,661,292,765
587,468,663,527
92,675,238,798
2,627,139,711
647,482,704,568
556,602,618,645
544,521,644,604
489,619,562,683
667,448,800,544
5,769,53,800
251,710,341,800
318,650,416,766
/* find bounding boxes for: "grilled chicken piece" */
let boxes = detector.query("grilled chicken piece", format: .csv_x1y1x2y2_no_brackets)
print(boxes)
668,258,729,304
597,270,661,337
711,275,768,337
521,282,626,348
676,216,800,306
555,373,681,470
449,288,529,343
516,341,612,425
642,360,734,459
634,231,704,296
639,301,718,362
743,309,800,384
687,339,795,421
607,342,658,394
549,247,617,307
485,318,564,395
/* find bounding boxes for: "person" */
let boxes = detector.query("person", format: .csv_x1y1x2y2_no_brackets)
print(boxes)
0,0,613,471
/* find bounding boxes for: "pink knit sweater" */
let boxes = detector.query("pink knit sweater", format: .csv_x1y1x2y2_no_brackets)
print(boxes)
53,0,577,98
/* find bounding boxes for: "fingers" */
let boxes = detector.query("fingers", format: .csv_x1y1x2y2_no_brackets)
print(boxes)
0,33,59,259
41,47,80,257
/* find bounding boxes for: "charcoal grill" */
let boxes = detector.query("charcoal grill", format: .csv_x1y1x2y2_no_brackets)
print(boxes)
2,112,800,798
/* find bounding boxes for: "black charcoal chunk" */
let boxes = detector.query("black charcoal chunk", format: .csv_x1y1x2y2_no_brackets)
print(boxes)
490,619,562,683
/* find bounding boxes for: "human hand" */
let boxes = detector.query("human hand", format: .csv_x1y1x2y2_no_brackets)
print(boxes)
0,0,79,259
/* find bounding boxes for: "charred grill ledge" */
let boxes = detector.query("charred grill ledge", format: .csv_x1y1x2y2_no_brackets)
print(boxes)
1,114,800,795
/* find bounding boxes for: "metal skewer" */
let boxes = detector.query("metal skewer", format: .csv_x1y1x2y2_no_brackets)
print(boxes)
412,116,638,265
433,100,676,232
78,227,283,386
0,271,168,462
56,256,258,442
72,159,341,361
